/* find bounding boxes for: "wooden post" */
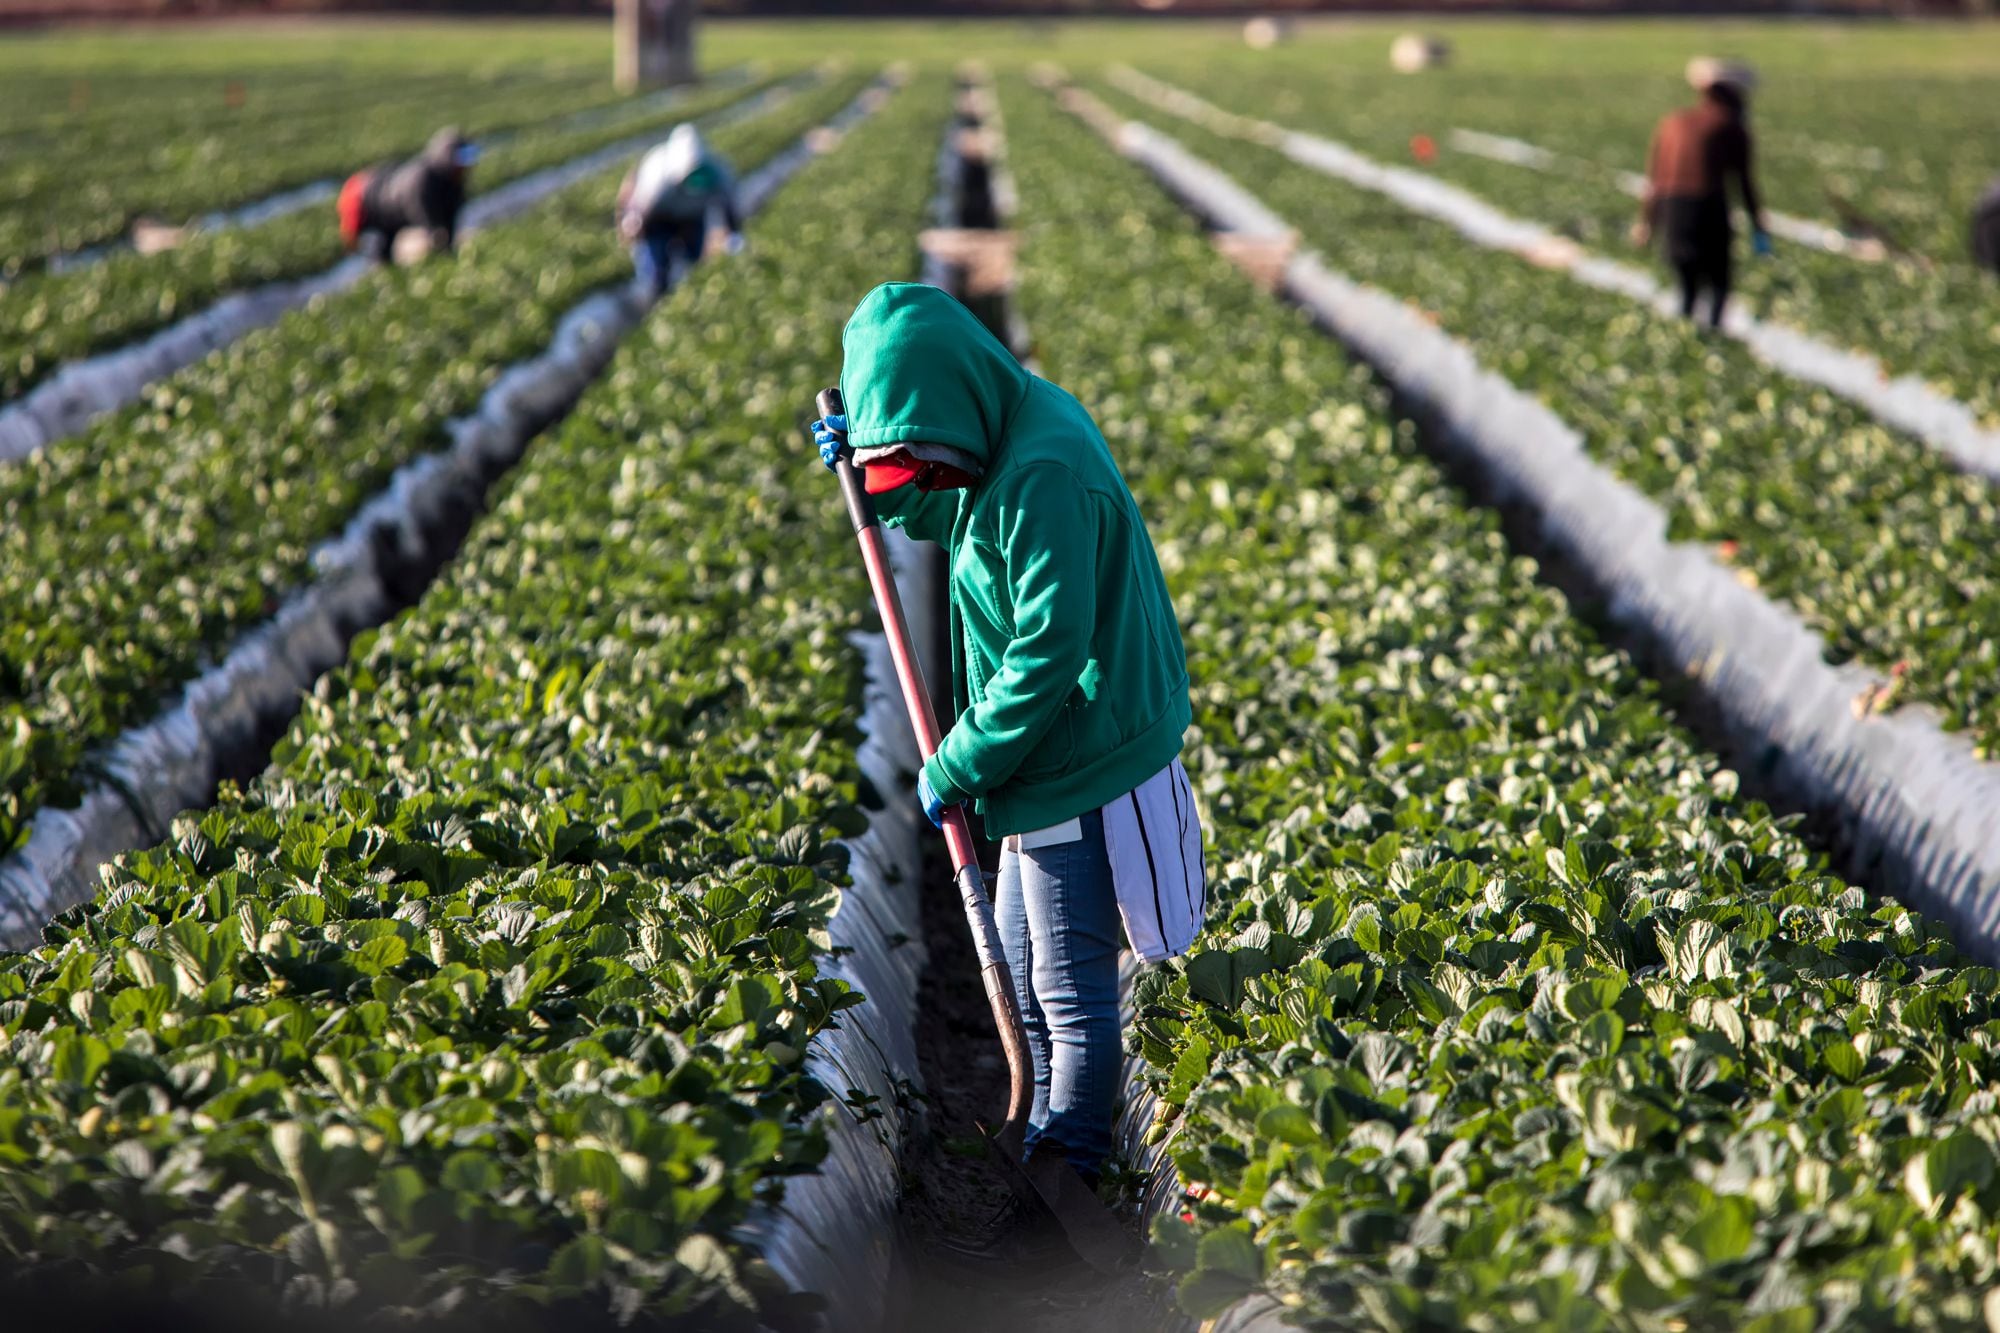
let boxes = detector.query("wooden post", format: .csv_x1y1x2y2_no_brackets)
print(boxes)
661,0,697,88
615,0,698,94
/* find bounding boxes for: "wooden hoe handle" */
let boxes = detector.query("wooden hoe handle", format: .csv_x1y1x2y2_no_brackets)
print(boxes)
815,386,1031,1133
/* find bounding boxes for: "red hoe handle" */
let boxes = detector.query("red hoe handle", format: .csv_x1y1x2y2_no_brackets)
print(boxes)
815,387,1032,1134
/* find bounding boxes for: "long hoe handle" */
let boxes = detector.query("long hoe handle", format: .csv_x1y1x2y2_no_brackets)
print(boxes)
815,389,1034,1135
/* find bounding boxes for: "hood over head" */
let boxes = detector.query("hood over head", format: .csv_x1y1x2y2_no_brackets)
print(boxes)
838,282,1030,470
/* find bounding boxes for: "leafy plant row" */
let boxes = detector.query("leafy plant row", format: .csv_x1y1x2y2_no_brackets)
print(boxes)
0,69,878,865
0,70,796,407
0,70,945,1327
1,64,620,275
1134,41,1993,265
1005,76,2000,1330
1087,78,2000,761
1138,63,2000,435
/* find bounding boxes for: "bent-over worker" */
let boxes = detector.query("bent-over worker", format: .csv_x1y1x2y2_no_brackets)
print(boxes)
810,283,1206,1201
1635,58,1769,329
338,127,478,263
617,124,743,298
1974,176,2000,275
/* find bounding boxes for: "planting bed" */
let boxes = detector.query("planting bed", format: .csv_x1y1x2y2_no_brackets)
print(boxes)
0,28,625,275
3,69,618,278
1109,66,2000,492
1007,75,2000,1329
0,69,877,871
0,68,945,1328
1086,77,2000,766
1126,26,1995,264
1124,59,2000,437
0,69,793,409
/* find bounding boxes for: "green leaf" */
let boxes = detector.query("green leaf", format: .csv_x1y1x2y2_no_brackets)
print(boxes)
1177,1266,1261,1320
350,935,409,977
1195,1226,1262,1281
1907,1132,1995,1217
1184,947,1269,1011
1292,1189,1343,1251
1255,1104,1320,1147
546,1235,609,1290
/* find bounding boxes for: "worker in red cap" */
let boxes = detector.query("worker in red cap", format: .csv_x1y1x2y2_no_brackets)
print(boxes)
1633,58,1770,328
337,126,479,263
808,284,1205,1243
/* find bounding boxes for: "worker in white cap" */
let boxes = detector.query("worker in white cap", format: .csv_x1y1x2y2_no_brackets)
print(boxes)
1633,59,1770,328
616,124,743,298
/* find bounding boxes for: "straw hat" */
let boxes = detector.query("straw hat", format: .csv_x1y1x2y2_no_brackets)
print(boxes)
1686,57,1758,94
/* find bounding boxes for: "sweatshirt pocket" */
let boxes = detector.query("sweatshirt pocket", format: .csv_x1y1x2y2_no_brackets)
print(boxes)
1013,690,1080,784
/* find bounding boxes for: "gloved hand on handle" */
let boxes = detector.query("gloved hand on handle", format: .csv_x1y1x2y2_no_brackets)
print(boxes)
1752,228,1774,257
811,413,848,470
917,768,958,829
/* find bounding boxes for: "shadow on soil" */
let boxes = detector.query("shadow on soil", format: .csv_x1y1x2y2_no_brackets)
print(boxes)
879,840,1184,1333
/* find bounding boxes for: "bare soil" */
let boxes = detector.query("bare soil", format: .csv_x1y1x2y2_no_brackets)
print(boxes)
880,840,1184,1333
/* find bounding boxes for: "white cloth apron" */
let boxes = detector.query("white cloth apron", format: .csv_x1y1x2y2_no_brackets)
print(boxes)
1001,758,1206,964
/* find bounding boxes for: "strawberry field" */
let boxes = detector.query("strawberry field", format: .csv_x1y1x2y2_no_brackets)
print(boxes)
4,15,2000,1332
1115,30,2000,427
1084,73,2000,761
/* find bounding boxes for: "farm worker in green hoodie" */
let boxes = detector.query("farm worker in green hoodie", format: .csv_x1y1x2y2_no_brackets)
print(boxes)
810,282,1207,1185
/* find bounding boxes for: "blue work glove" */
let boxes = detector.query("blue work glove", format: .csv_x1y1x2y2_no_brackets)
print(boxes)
1752,228,1774,258
917,768,954,828
811,413,848,470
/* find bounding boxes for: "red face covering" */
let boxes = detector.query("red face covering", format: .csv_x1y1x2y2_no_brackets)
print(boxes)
861,448,980,495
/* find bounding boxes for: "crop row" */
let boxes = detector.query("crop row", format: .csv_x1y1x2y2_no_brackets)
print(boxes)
0,69,795,406
1140,35,1991,263
1086,79,2000,761
0,69,878,865
1002,76,2000,1329
0,70,945,1326
1138,63,2000,434
1,66,625,277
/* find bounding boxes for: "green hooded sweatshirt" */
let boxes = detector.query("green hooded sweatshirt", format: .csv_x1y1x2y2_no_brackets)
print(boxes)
839,282,1191,838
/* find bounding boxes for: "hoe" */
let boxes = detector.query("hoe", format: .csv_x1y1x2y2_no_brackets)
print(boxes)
814,387,1133,1273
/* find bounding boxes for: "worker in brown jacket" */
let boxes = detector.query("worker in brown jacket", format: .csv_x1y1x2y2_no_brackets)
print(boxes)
1633,58,1770,329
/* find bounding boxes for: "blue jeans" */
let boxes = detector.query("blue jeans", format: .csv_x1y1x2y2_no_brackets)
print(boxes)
995,809,1122,1177
633,219,705,297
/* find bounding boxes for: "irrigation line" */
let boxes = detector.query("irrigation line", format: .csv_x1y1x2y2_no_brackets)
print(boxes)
1110,66,2000,490
0,74,901,950
1059,79,2000,967
1445,126,1887,262
0,68,820,470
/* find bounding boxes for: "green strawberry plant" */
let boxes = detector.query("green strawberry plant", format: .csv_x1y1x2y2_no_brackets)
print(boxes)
0,69,876,862
0,71,946,1325
1006,76,2000,1330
